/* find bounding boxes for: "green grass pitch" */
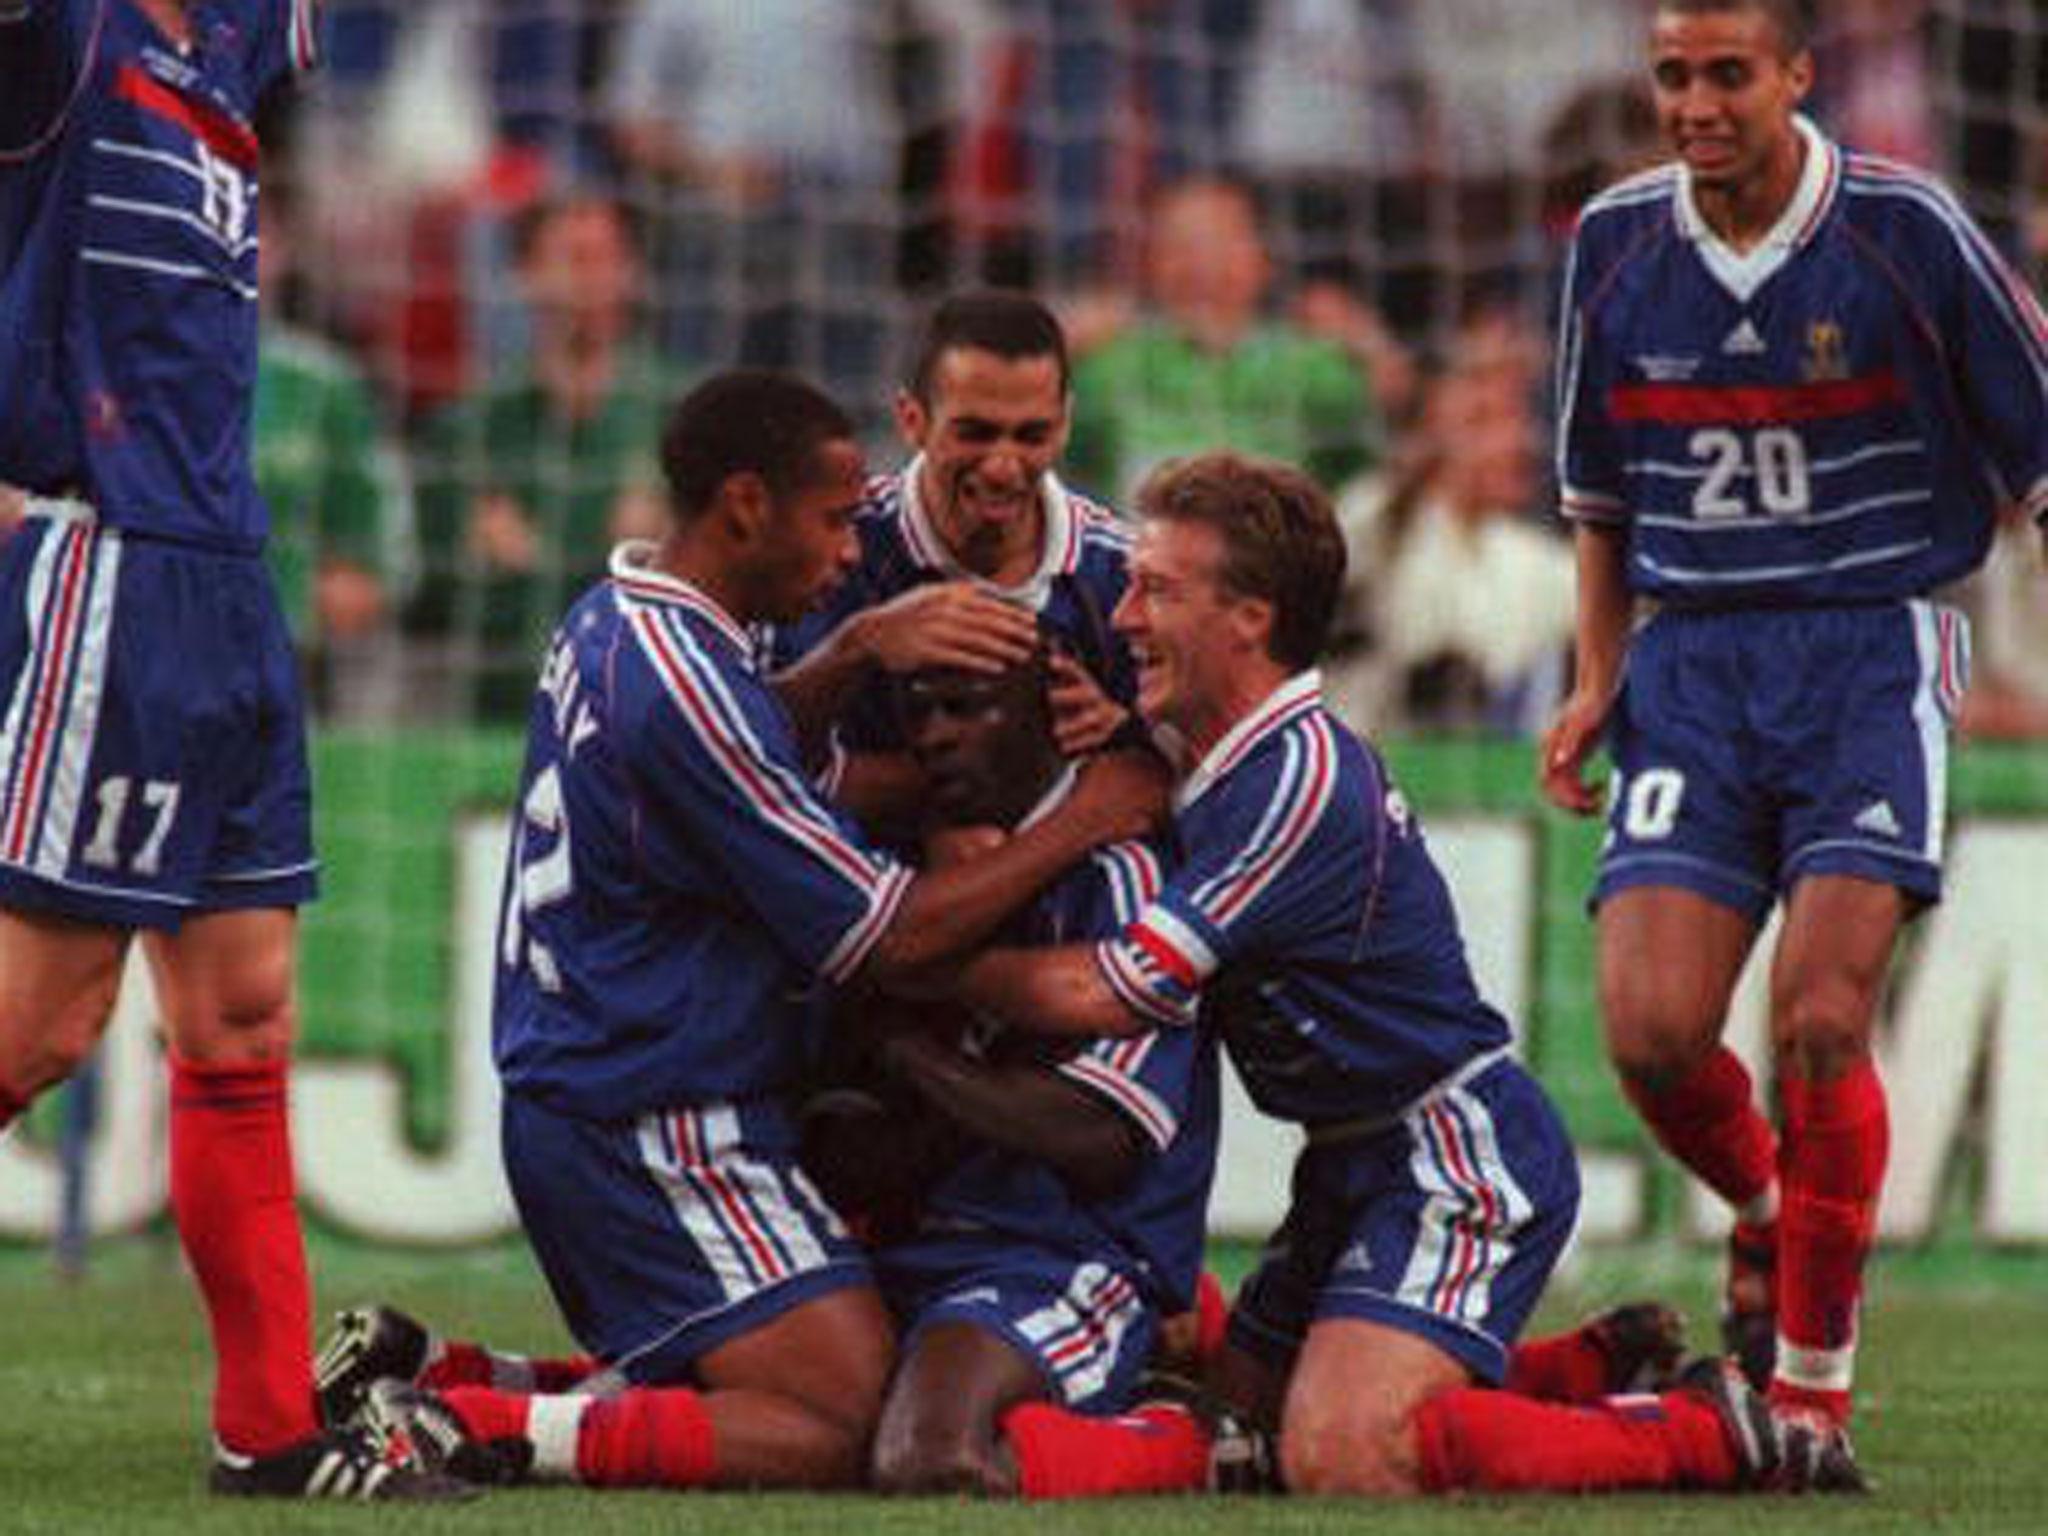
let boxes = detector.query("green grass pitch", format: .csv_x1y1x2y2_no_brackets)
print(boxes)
0,1238,2042,1534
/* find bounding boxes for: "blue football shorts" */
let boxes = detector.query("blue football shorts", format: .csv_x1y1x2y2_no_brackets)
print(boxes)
1595,600,1969,919
0,510,317,929
502,1091,874,1385
1228,1053,1580,1385
876,1228,1161,1413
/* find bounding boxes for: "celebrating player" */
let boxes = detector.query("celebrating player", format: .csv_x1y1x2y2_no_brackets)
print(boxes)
771,289,1137,821
1540,0,2048,1474
344,369,1166,1493
855,654,1232,1499
0,0,464,1501
927,452,1860,1495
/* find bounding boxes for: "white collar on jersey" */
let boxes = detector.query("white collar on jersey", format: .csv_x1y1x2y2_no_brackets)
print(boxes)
897,455,1076,611
1674,114,1839,304
1174,669,1325,813
607,540,752,654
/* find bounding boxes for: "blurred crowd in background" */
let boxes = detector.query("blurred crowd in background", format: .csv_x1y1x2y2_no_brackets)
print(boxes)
14,0,2043,739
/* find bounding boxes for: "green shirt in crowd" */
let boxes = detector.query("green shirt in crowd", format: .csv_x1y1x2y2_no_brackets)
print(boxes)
254,325,411,644
1067,320,1382,504
406,348,684,722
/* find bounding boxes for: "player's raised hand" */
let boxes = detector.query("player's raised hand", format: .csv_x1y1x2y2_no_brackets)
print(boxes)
856,581,1039,674
1069,747,1172,843
1540,689,1611,816
1047,650,1130,757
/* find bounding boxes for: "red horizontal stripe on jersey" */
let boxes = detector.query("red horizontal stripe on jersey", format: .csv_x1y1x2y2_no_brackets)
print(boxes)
1128,922,1197,990
1608,372,1907,425
115,66,259,170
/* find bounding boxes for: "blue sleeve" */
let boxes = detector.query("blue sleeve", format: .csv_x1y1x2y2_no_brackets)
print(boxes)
1554,215,1630,526
1057,1022,1199,1153
1096,721,1371,1026
626,616,912,984
239,0,320,96
1911,187,2048,524
1036,838,1192,1149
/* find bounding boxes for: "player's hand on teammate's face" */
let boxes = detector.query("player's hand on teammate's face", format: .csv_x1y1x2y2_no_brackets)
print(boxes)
468,492,540,573
1539,690,1611,816
1047,650,1129,757
1071,747,1173,843
861,581,1039,674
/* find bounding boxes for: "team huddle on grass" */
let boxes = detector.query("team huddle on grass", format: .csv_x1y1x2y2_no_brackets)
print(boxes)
4,0,2045,1505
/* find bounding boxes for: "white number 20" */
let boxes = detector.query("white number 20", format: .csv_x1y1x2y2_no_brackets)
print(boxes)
1690,427,1810,520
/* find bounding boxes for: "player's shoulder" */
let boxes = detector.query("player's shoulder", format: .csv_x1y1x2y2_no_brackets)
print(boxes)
1066,486,1134,552
1834,148,1984,251
1578,161,1681,236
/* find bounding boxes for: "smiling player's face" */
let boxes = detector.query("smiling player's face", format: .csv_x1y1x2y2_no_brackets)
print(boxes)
897,347,1068,568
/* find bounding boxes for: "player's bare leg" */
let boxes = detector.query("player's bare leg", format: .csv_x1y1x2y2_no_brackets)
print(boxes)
1281,1318,1467,1494
1598,887,1778,1383
689,1285,894,1485
876,1317,1232,1499
1766,874,1902,1432
0,911,127,1121
872,1320,1044,1495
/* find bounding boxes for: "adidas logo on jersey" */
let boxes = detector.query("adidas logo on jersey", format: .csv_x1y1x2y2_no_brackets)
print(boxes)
1722,319,1768,355
1853,799,1902,838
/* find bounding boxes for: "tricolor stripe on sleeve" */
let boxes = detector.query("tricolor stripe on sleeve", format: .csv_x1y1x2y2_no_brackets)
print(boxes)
628,606,909,982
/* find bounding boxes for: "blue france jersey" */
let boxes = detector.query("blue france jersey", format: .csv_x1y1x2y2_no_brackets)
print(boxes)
1557,118,2048,605
0,0,319,549
925,822,1221,1310
768,461,1137,752
493,543,914,1121
1096,672,1510,1126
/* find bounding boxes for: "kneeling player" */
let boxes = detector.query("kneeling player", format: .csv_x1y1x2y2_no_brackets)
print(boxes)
315,372,1166,1492
928,454,1858,1496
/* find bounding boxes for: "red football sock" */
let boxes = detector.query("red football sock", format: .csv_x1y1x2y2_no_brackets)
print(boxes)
575,1389,716,1488
167,1055,317,1455
1774,1060,1888,1422
1000,1401,1208,1498
423,1341,602,1394
1416,1387,1737,1492
1504,1327,1609,1404
1622,1046,1777,1210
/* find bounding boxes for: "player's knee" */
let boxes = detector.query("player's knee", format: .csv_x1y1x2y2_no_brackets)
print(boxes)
170,993,296,1066
1280,1418,1421,1497
1774,981,1875,1076
0,982,118,1096
1606,1024,1712,1094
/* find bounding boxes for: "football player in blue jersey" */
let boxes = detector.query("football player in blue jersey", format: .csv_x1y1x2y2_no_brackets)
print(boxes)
917,452,1858,1496
770,289,1139,831
845,654,1230,1499
340,368,1168,1494
1541,0,2048,1473
0,0,467,1502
